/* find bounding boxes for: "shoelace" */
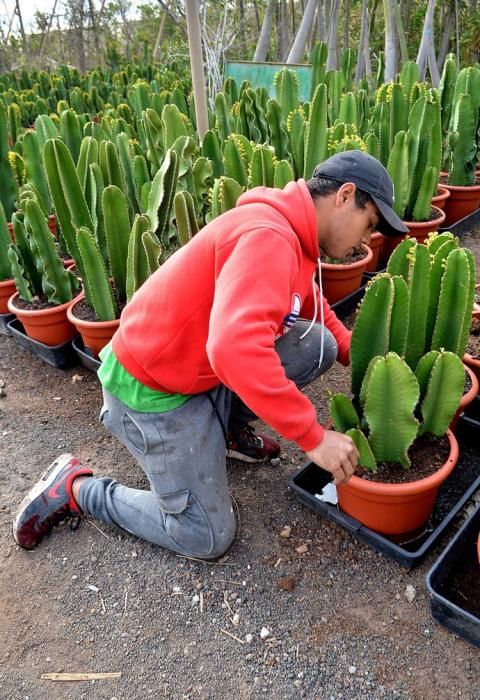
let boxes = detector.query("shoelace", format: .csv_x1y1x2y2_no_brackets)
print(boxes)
37,504,81,534
236,425,262,446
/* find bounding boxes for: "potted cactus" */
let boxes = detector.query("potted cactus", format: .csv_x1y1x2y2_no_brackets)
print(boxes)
67,150,179,357
441,67,480,226
329,272,464,538
0,202,16,317
6,199,81,346
320,244,373,304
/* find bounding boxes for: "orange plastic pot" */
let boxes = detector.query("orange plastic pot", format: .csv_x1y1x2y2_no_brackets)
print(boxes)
67,293,119,358
442,182,480,227
7,290,81,346
0,279,16,314
381,207,446,262
336,430,459,538
450,365,479,430
365,232,383,273
463,352,480,396
321,244,373,304
431,185,450,211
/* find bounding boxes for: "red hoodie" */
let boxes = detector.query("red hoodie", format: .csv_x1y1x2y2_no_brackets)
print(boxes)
113,180,351,451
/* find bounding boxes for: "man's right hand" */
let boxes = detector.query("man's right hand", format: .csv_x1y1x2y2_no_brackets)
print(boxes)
305,430,359,485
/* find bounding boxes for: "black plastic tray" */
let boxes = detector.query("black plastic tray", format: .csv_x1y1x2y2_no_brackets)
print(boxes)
331,277,368,320
7,318,77,369
0,312,15,336
439,206,480,238
72,336,101,373
289,450,480,568
426,503,480,648
455,396,480,446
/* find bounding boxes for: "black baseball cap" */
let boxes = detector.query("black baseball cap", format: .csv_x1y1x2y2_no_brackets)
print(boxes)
312,151,409,238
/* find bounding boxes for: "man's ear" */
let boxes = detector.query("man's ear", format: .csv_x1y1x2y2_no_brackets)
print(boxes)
336,182,356,205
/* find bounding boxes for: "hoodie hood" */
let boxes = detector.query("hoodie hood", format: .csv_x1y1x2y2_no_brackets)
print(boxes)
236,179,320,263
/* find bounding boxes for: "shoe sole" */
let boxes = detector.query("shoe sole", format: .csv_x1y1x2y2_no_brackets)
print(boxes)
226,448,266,463
12,453,75,546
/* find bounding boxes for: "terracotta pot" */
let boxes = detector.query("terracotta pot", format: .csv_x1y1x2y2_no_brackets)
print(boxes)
7,290,81,346
336,430,459,538
365,232,384,273
473,284,480,321
431,185,450,211
463,352,480,395
441,182,480,227
8,214,56,242
380,206,446,262
450,365,479,430
0,278,16,314
321,244,373,304
67,293,119,358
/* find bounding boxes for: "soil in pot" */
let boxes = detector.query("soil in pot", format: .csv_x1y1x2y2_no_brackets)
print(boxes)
467,319,480,359
72,288,126,322
13,295,63,312
355,433,450,484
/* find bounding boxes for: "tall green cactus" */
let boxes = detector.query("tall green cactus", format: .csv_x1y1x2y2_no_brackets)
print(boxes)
125,214,154,302
145,148,179,247
0,101,16,220
303,84,328,179
266,99,289,162
0,201,13,280
103,185,131,301
207,177,243,222
77,226,117,321
446,93,477,186
274,68,299,122
310,41,328,98
174,190,198,246
249,145,275,188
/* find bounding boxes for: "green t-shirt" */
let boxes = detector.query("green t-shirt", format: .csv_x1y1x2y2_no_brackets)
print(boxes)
97,342,191,413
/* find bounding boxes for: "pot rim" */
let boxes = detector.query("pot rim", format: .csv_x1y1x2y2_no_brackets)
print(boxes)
402,205,446,228
339,429,459,496
67,291,120,329
462,364,479,406
320,243,373,270
432,186,450,201
440,181,480,192
7,289,83,318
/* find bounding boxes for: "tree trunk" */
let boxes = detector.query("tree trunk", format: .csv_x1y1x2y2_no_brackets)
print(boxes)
253,0,276,62
39,0,59,63
343,0,350,50
383,0,397,82
185,0,209,139
75,0,86,72
392,0,408,65
326,0,341,70
436,6,453,68
290,0,296,37
355,0,369,84
416,0,437,81
87,0,101,66
252,0,261,34
153,2,169,62
286,0,317,63
238,0,247,53
14,0,28,57
472,0,479,63
316,0,325,41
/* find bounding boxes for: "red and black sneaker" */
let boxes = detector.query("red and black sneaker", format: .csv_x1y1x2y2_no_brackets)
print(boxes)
227,425,280,463
13,454,92,550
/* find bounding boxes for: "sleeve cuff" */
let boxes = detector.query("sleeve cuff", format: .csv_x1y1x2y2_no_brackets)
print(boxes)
296,422,325,451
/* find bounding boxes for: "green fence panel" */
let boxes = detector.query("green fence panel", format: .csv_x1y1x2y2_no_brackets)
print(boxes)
224,61,312,102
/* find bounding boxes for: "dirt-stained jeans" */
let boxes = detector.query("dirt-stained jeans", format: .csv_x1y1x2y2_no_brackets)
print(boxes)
76,321,338,558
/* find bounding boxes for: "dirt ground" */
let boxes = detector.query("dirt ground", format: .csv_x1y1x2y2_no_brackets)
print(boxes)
1,225,480,700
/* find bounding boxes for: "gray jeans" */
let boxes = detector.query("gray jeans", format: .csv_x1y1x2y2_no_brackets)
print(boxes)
77,321,338,558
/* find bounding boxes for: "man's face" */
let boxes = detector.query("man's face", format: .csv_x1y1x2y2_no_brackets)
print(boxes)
319,183,380,260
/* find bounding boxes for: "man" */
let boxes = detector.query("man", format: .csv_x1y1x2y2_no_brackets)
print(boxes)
13,151,407,558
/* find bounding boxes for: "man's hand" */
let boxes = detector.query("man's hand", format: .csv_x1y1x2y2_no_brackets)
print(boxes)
305,430,359,485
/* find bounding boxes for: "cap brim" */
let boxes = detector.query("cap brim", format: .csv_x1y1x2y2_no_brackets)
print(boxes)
372,196,409,237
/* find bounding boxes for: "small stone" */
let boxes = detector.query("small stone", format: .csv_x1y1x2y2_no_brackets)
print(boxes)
277,576,296,592
295,543,309,554
131,551,138,558
349,666,357,674
245,652,253,659
86,584,99,592
245,633,253,644
260,627,270,640
280,526,291,539
71,374,83,384
270,458,281,466
191,595,200,606
71,575,78,581
405,584,416,602
232,613,240,625
172,586,181,593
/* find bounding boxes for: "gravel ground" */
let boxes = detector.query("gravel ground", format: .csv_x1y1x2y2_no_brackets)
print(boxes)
0,225,479,700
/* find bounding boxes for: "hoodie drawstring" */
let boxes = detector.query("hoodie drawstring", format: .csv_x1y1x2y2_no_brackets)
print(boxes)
299,257,325,370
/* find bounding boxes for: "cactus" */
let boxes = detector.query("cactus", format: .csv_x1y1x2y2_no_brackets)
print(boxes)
249,145,275,188
162,103,187,149
76,136,99,195
201,129,224,178
238,88,268,143
116,132,141,216
310,41,328,98
274,68,299,122
142,107,163,174
303,84,328,179
207,176,243,222
274,160,294,188
266,99,289,162
145,148,179,247
103,185,131,301
287,108,306,180
417,350,465,436
0,101,16,220
125,214,153,302
174,190,198,246
387,130,409,218
223,134,249,188
77,226,117,321
59,109,82,164
446,93,478,186
214,92,234,144
0,202,12,280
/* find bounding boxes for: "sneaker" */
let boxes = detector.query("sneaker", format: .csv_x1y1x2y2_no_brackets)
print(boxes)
13,454,92,550
227,425,280,463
